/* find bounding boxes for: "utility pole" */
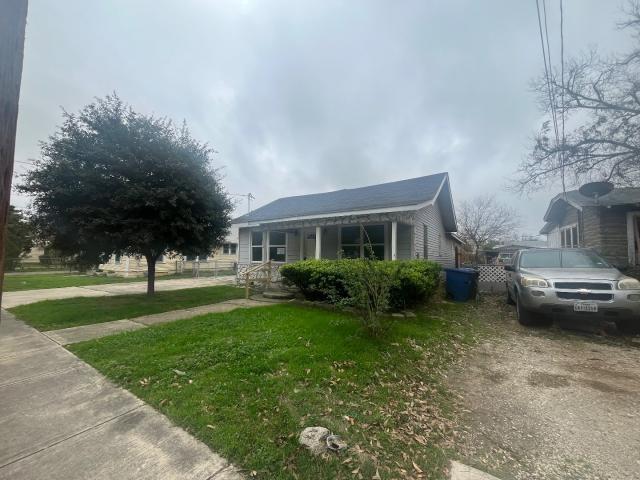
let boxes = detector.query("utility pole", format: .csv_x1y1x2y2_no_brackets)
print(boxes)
0,0,29,314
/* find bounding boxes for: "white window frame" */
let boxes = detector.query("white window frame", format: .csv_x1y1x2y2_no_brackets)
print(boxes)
338,224,386,259
251,231,263,262
560,223,579,248
268,231,288,263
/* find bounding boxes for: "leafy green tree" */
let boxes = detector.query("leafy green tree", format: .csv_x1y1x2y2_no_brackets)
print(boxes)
5,205,33,271
19,94,232,294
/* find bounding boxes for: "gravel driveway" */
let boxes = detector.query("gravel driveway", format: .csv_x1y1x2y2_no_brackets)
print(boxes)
449,297,640,480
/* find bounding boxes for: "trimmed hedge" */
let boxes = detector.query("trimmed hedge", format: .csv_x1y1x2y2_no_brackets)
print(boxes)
280,259,441,309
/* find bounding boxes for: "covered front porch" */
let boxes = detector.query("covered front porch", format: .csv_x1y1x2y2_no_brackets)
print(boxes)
238,212,416,265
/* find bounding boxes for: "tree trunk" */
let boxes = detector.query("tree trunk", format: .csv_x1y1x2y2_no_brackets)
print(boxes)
0,0,29,314
145,254,157,295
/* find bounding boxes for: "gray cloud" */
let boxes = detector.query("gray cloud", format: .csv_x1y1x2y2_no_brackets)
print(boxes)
13,0,633,234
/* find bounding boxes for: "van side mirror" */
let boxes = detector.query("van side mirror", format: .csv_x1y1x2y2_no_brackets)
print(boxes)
504,265,514,272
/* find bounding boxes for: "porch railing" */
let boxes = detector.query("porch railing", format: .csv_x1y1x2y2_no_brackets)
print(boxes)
238,261,283,298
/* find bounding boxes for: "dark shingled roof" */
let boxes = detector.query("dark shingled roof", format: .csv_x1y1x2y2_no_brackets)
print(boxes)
540,187,640,233
233,173,448,223
559,187,640,208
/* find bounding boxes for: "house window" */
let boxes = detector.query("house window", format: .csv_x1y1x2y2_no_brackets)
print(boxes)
560,224,579,248
363,225,385,259
114,254,121,264
222,243,237,255
269,231,287,262
340,225,385,260
251,231,263,262
423,224,428,259
341,226,361,259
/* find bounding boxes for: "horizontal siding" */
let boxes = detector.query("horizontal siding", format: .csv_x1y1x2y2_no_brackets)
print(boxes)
238,228,251,263
413,200,455,268
547,227,561,247
397,223,412,260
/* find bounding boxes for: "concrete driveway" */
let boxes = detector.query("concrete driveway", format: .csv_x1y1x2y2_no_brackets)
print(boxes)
449,297,640,480
2,276,236,308
0,310,241,479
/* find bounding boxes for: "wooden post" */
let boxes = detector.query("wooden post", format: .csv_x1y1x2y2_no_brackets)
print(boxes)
266,259,272,289
0,0,29,313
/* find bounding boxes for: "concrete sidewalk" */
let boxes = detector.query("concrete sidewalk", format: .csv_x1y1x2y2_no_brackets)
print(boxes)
44,298,282,345
2,275,236,309
0,310,242,480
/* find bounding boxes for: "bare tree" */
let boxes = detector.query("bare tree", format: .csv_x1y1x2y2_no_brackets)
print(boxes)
0,0,29,308
457,195,520,261
516,1,640,192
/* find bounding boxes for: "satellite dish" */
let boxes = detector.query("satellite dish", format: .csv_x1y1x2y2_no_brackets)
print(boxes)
578,181,614,199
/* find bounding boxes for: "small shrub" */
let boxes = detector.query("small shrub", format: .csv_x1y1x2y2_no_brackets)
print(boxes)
343,258,392,336
280,259,441,310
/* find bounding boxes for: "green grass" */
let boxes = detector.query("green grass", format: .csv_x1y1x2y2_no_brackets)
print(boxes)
70,302,478,479
9,285,245,331
2,271,237,292
3,273,147,292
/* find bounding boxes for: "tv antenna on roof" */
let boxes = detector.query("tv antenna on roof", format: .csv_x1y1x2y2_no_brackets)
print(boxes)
229,193,255,213
578,181,613,204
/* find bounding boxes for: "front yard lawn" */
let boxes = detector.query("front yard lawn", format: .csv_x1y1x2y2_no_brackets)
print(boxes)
9,285,245,331
70,302,477,479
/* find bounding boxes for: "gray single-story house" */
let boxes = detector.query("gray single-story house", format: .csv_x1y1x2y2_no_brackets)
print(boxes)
540,187,640,268
232,172,461,269
493,239,548,264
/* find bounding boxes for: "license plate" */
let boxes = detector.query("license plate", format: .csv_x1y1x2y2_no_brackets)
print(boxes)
574,302,598,313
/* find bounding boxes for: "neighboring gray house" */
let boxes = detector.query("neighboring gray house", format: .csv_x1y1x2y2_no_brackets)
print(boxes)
493,239,548,264
232,172,460,268
540,187,640,268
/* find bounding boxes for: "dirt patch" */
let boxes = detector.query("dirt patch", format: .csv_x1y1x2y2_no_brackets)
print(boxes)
448,296,640,480
527,371,570,388
578,378,632,395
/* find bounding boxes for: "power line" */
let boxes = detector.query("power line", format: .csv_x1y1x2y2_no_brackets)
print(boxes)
560,0,566,195
535,0,563,191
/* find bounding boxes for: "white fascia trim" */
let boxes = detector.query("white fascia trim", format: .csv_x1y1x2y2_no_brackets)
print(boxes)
543,194,583,221
234,202,433,227
431,174,457,231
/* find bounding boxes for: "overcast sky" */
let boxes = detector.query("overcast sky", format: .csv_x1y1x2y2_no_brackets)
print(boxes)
13,0,633,234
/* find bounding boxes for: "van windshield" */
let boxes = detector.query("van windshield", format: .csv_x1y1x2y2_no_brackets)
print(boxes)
519,250,611,269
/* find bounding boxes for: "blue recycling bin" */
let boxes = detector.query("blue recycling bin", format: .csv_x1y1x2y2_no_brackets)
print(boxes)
444,268,478,301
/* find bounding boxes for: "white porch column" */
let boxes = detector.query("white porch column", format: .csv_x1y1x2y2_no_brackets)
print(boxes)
264,230,270,263
299,228,305,260
315,226,322,259
391,221,398,260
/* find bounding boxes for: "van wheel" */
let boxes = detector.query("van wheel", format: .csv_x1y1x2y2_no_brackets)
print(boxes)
506,286,515,305
516,294,551,327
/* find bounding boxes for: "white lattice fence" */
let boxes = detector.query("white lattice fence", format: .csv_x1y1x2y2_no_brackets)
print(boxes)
477,264,506,283
236,263,282,286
